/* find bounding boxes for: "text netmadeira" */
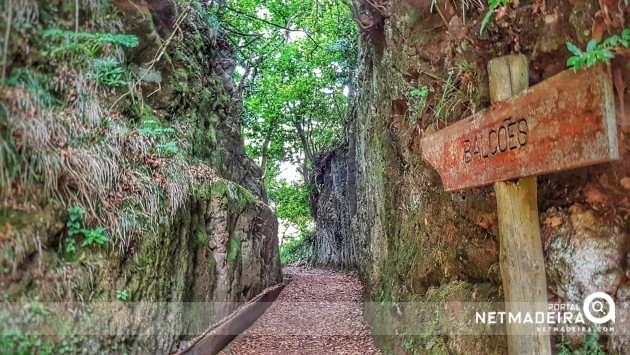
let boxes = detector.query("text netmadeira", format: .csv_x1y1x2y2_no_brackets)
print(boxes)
463,117,528,163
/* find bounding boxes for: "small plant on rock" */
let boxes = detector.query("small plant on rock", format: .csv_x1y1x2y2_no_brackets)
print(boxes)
566,29,630,71
66,207,86,236
65,207,85,254
408,86,429,121
81,227,108,247
409,86,428,98
90,58,129,87
227,238,240,262
115,290,129,300
64,207,109,253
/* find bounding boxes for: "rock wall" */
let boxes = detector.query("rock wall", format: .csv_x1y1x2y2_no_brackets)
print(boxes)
312,147,355,270
0,0,281,353
313,1,629,353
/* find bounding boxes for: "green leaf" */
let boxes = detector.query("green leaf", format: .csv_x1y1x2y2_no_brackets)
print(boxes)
602,35,619,47
601,49,615,59
586,39,597,52
595,51,605,61
566,42,582,56
566,56,579,67
479,10,495,35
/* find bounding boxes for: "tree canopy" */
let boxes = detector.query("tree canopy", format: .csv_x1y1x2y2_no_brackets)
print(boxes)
210,0,357,237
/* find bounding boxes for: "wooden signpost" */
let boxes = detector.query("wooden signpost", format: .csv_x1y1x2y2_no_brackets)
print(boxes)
420,55,618,355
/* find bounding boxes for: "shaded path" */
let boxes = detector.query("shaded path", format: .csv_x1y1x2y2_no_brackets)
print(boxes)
221,267,381,354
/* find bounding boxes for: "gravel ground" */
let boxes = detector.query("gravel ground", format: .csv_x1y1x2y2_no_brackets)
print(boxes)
221,267,381,355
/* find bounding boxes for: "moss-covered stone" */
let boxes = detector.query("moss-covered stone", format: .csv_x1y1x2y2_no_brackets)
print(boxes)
197,228,209,245
227,238,240,263
0,0,281,352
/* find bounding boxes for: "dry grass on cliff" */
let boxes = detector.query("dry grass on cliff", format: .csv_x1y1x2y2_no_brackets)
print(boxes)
0,6,196,259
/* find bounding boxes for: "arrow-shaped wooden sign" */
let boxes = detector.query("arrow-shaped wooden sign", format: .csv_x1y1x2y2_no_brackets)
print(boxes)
421,64,618,191
420,56,619,355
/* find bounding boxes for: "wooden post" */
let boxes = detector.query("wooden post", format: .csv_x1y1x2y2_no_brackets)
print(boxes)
489,55,551,355
420,55,617,354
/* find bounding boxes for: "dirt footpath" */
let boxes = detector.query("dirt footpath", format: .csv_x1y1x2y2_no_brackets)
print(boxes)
221,267,381,355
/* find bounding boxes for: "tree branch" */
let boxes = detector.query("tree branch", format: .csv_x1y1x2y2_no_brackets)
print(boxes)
223,5,320,49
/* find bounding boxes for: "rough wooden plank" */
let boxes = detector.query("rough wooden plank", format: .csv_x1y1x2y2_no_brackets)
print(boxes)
421,64,618,191
496,177,550,354
489,55,550,355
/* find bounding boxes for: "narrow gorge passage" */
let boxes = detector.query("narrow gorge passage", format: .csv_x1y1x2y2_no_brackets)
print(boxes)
220,267,381,355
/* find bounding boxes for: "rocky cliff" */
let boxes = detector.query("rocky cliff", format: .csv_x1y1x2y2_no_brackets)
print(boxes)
0,0,281,352
313,1,629,353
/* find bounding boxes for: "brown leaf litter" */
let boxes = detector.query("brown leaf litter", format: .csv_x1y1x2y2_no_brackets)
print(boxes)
221,267,381,355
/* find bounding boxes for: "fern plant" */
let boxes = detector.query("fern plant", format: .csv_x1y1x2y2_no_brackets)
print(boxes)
65,207,86,254
158,141,179,156
43,30,138,58
139,120,175,136
43,30,138,89
90,58,129,87
567,29,630,70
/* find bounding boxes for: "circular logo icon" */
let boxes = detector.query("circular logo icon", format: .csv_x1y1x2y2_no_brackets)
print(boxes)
583,292,615,324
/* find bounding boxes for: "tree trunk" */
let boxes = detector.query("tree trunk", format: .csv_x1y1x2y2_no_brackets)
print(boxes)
259,118,275,178
294,117,313,184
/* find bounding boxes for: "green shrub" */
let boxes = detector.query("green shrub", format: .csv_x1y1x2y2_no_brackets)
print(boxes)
268,181,313,236
566,30,630,71
42,30,137,89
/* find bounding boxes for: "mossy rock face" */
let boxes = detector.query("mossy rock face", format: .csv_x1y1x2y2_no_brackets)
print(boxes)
0,0,280,352
311,0,629,353
197,228,209,245
0,204,64,281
